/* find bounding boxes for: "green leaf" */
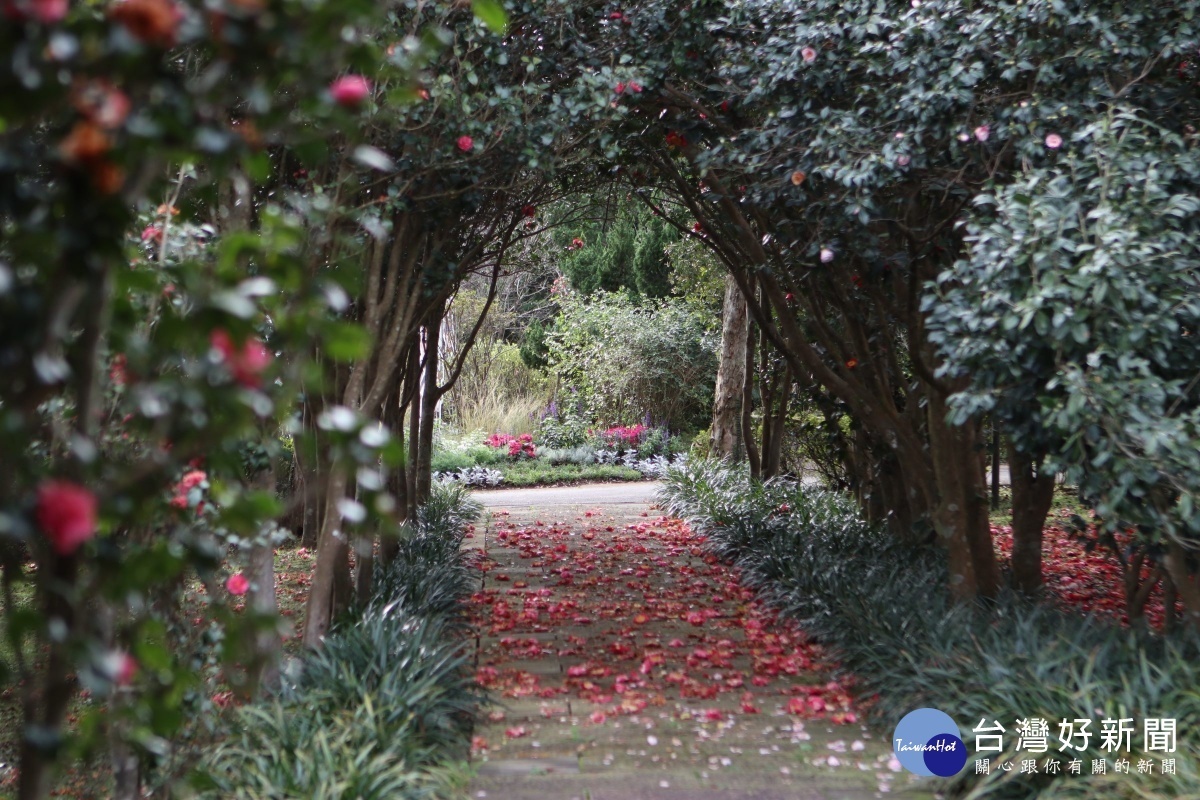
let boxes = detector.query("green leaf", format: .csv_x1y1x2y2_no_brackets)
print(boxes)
472,0,508,34
324,323,373,362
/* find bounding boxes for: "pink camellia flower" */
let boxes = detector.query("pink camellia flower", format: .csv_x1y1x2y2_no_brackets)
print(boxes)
974,125,990,142
115,652,138,685
330,75,371,109
615,82,626,94
141,224,162,244
629,81,642,93
226,573,249,596
177,470,207,492
896,154,911,167
456,135,474,152
820,247,834,263
211,330,272,388
801,46,817,63
1045,133,1063,149
36,480,98,555
73,80,131,130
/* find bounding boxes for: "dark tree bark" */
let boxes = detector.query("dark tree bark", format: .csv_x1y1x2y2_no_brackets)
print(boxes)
1008,443,1056,595
743,315,760,478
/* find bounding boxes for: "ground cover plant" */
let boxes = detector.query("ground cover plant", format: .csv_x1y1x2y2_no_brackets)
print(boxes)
660,460,1200,799
194,482,483,799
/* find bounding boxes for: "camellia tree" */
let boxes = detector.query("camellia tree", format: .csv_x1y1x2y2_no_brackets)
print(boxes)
0,0,481,795
582,0,1199,601
927,110,1200,622
284,0,639,648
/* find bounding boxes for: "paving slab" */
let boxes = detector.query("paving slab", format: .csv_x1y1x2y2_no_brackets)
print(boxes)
465,500,938,800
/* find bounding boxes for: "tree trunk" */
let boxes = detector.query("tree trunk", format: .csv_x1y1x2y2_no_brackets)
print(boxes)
743,316,760,478
761,365,790,479
381,396,407,567
301,468,350,648
711,273,748,459
296,400,323,549
927,391,999,601
1162,541,1200,629
415,313,442,507
990,420,1001,509
1008,443,1055,595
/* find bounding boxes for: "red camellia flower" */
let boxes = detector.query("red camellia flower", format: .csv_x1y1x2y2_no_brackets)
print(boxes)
3,0,68,23
665,130,687,148
522,204,537,217
59,121,111,164
107,0,183,48
36,480,98,555
845,358,859,369
456,135,474,152
615,81,626,94
629,81,642,93
330,75,371,108
210,329,272,388
226,573,249,595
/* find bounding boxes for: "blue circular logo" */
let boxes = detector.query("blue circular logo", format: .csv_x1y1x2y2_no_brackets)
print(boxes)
892,708,968,777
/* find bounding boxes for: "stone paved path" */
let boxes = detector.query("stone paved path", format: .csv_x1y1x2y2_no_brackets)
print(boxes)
462,495,936,800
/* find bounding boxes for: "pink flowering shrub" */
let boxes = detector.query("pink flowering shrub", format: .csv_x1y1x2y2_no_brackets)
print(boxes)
600,424,646,450
485,432,536,459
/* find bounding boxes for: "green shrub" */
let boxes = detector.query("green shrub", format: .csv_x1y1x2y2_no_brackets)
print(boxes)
537,414,592,448
660,460,1200,800
546,289,717,432
498,462,642,487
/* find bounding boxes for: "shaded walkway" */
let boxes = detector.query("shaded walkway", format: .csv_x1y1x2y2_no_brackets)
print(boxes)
463,495,934,799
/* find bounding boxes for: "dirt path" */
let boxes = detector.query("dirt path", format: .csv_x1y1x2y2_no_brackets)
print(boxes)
463,495,934,800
